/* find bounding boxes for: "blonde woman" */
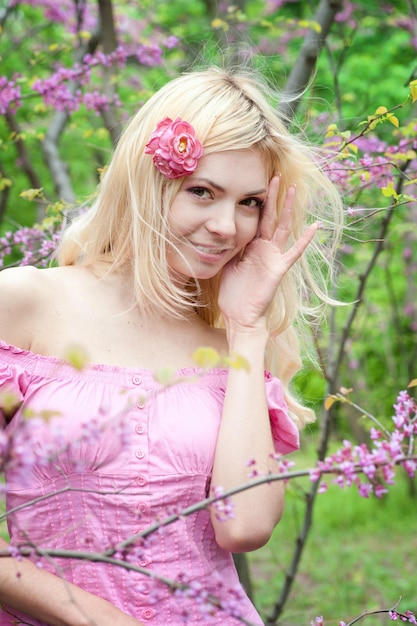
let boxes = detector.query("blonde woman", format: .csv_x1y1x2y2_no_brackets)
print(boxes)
0,67,343,625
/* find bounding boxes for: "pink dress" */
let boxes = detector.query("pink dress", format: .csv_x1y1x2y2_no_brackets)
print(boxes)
0,341,299,625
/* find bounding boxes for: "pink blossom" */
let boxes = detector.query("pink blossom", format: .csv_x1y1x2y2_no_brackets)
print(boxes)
374,484,388,498
0,75,22,114
145,118,203,179
308,387,417,499
136,44,163,67
403,459,417,478
357,482,373,498
163,36,179,50
210,485,234,522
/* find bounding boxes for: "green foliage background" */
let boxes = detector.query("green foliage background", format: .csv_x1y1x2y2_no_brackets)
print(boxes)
1,2,416,621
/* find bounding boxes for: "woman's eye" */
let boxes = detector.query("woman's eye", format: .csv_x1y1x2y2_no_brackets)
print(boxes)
240,197,264,209
188,187,211,199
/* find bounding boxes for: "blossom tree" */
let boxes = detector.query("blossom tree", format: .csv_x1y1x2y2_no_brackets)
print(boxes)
1,0,417,624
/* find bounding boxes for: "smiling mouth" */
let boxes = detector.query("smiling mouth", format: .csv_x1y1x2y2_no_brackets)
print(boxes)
189,242,232,255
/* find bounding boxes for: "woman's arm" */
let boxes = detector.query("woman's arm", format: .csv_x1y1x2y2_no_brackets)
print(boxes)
210,178,317,553
210,322,284,553
0,538,145,626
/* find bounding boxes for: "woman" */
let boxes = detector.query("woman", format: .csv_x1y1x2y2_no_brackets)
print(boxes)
0,67,343,625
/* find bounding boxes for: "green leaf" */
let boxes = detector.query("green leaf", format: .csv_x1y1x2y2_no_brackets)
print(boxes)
410,79,417,103
64,345,90,371
381,182,399,199
153,367,177,385
20,187,44,201
191,347,221,369
224,353,250,372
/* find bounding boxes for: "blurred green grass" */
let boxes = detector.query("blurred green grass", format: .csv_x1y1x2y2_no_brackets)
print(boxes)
249,435,417,626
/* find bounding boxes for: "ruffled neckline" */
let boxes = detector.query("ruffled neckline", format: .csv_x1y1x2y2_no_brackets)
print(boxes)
0,339,231,379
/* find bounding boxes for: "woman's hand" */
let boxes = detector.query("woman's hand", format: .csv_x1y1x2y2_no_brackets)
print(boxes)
218,175,318,330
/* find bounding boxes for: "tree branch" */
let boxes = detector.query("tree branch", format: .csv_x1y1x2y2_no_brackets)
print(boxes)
2,112,45,222
0,166,11,226
41,6,101,204
97,0,122,145
5,112,42,192
278,0,343,120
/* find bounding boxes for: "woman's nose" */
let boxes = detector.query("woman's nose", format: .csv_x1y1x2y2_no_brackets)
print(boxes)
205,206,237,238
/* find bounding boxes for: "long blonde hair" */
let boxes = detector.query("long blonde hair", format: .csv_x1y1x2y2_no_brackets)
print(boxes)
57,67,344,428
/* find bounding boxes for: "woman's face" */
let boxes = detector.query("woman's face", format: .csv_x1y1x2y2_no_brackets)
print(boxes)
167,149,268,281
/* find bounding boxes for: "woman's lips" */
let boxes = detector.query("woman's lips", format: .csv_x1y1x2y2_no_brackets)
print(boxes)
188,241,232,262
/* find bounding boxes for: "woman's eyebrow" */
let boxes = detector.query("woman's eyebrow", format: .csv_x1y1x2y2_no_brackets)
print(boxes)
191,177,225,192
191,177,266,196
244,188,267,196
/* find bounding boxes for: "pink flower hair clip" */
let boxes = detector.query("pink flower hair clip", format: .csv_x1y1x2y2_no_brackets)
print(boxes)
144,117,203,179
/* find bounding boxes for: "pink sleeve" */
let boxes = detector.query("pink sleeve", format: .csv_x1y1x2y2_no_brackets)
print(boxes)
265,372,299,455
0,363,25,428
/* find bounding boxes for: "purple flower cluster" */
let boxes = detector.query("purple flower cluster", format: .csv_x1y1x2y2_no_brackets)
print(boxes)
0,34,177,117
0,75,22,114
136,44,164,67
318,116,417,217
209,485,235,522
310,390,417,497
31,48,127,113
10,0,88,26
0,227,60,268
389,610,417,623
173,573,248,622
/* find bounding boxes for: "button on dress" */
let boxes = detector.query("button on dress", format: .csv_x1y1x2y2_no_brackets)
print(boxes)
0,341,299,625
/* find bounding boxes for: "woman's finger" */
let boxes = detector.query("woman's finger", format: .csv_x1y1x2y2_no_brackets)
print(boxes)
279,222,319,268
271,184,296,250
259,174,280,240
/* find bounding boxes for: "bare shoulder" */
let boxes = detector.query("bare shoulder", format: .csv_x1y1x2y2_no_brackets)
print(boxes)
0,265,43,306
0,265,65,348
